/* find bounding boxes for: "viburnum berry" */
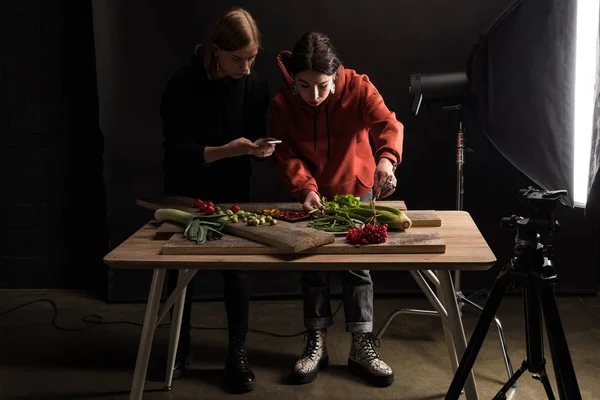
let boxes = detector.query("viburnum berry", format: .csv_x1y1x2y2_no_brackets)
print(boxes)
346,223,388,245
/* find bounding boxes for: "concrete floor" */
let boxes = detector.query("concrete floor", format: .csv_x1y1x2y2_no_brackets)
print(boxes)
1,289,599,399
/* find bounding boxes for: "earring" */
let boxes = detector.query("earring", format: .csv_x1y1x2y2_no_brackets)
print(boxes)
330,84,335,94
291,82,298,95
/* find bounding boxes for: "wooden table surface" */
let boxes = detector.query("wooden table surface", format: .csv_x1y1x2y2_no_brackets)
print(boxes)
104,210,497,271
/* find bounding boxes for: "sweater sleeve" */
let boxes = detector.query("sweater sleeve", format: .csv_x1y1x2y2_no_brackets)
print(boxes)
160,72,209,165
270,99,319,202
360,77,404,166
246,75,270,141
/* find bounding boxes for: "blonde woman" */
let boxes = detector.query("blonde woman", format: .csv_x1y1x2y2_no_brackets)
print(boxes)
158,7,273,393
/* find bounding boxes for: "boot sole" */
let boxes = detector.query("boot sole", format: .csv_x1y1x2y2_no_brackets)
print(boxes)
348,359,394,387
290,355,329,385
225,378,256,394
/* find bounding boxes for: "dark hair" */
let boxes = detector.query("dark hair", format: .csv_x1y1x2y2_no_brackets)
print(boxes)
204,7,262,80
289,32,342,76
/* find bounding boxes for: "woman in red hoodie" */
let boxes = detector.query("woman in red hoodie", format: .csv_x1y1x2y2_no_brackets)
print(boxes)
271,32,403,387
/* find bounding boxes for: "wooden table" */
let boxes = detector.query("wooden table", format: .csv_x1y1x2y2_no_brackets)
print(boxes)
104,209,496,400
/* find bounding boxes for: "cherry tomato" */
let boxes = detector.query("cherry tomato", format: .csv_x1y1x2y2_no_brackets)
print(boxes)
198,202,207,212
194,198,203,208
205,205,215,215
230,205,241,213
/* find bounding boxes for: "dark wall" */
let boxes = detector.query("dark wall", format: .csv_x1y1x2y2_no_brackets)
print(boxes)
0,1,107,294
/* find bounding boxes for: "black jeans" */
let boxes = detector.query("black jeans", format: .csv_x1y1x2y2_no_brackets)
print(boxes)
167,269,250,338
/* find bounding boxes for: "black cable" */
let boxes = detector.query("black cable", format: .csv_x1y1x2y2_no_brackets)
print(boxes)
0,298,344,337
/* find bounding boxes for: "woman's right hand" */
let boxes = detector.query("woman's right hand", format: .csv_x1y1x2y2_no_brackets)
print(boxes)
225,137,261,157
303,191,322,212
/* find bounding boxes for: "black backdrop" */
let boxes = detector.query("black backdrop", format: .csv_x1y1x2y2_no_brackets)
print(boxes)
88,0,599,301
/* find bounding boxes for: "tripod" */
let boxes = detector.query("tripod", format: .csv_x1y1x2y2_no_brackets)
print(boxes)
446,189,581,400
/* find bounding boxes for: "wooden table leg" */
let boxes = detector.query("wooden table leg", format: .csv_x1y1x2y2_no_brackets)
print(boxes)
437,277,460,374
130,268,166,400
437,270,479,400
164,269,188,390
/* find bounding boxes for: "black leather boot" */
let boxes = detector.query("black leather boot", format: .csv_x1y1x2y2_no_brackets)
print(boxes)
224,331,255,393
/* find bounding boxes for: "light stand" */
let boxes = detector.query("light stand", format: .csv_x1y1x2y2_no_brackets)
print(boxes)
377,74,514,384
445,102,516,383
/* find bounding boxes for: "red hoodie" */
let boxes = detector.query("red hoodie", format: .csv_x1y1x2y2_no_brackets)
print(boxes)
271,51,404,202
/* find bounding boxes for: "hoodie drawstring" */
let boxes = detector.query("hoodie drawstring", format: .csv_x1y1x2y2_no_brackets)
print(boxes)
313,108,318,155
326,106,331,159
313,106,332,159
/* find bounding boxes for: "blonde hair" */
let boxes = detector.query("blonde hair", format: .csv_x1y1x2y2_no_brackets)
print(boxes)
204,7,262,80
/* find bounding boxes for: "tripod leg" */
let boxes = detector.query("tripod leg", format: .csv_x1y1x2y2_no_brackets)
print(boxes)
538,369,556,400
540,290,582,399
459,293,515,382
523,287,544,372
445,265,512,400
493,359,528,399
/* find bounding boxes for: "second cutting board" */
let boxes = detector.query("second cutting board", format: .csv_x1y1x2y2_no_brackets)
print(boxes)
162,230,445,255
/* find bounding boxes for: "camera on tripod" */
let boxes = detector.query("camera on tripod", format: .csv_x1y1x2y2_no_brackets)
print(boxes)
446,187,581,400
500,187,568,237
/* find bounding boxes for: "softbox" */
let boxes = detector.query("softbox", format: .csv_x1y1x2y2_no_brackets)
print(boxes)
467,0,580,208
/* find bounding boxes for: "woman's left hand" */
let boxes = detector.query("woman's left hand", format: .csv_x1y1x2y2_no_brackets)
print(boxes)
373,158,397,199
253,138,277,158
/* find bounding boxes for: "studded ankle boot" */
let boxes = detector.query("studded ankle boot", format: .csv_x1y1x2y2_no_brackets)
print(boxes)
348,332,394,387
224,331,255,394
291,328,329,384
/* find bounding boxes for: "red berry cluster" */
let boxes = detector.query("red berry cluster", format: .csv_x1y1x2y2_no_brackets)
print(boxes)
346,223,388,245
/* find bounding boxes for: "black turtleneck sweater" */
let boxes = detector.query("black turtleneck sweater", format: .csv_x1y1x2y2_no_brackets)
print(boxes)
160,46,269,203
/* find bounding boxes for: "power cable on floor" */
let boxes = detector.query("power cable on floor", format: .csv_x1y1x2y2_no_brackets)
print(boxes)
0,298,343,337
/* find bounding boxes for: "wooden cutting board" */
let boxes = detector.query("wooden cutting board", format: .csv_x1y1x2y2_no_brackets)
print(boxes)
220,219,334,253
405,210,441,227
161,230,445,255
158,220,334,253
142,200,334,253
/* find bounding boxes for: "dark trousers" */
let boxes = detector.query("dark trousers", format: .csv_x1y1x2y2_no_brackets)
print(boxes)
167,269,250,340
302,270,374,333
